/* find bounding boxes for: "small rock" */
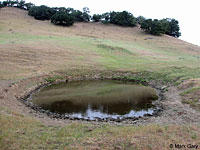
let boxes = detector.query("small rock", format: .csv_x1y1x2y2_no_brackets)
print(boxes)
161,86,167,90
115,119,121,122
86,128,93,132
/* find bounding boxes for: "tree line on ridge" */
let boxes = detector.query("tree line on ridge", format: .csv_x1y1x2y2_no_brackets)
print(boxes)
0,0,181,37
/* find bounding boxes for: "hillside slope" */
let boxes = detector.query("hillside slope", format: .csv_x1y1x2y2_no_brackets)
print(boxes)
0,7,200,80
0,7,200,150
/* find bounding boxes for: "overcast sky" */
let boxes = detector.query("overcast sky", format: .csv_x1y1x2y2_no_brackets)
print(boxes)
26,0,200,46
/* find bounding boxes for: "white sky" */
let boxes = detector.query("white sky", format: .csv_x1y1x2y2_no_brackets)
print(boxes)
26,0,200,46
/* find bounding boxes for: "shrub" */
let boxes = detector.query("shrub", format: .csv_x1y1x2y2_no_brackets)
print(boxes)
102,12,110,21
141,18,181,37
82,7,91,22
136,16,146,25
2,1,8,7
51,11,74,26
165,18,181,38
28,5,55,20
141,19,167,36
17,0,25,9
0,1,4,8
71,10,85,22
92,14,102,22
24,2,34,10
102,11,137,27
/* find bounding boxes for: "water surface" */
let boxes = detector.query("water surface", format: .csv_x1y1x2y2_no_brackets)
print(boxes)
31,80,158,119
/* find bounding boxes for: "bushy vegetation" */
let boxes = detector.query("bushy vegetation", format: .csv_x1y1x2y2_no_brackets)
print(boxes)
136,16,146,25
50,7,91,22
0,0,181,37
28,5,91,25
0,1,3,8
164,18,181,37
110,11,137,27
51,11,74,26
101,11,137,27
0,0,34,10
71,10,85,22
141,18,181,37
82,7,91,22
28,5,55,20
23,2,34,10
141,19,165,35
92,14,102,22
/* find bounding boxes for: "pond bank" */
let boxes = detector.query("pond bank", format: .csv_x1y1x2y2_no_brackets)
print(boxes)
1,71,200,126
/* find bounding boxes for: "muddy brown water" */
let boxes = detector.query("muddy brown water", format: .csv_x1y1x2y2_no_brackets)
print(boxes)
30,80,159,120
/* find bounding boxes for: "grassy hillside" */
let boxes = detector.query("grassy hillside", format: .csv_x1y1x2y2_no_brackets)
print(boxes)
0,7,199,81
0,7,200,150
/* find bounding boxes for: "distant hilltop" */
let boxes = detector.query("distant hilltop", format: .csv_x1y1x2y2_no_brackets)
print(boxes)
0,0,181,37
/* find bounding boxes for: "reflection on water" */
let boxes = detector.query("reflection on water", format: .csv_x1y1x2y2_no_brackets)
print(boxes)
31,80,158,119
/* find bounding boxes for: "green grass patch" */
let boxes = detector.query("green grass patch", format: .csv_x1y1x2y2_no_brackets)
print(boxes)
97,44,132,54
182,99,200,111
45,75,65,83
1,111,200,150
181,87,200,96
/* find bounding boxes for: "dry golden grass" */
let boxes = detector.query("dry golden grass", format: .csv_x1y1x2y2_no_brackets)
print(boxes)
1,109,200,150
0,7,200,80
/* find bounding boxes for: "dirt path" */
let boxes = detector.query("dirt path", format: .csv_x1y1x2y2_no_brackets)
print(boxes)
143,86,200,125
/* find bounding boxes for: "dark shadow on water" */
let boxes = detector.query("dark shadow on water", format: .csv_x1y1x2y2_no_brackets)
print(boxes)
31,80,158,119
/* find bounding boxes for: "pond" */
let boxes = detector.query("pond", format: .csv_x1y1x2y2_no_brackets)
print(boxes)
30,80,159,120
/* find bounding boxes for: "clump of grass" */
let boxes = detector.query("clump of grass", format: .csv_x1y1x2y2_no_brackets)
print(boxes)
180,87,200,96
191,132,197,140
98,44,132,54
180,86,200,110
125,71,173,84
112,75,148,85
138,71,172,83
45,75,64,83
182,99,200,111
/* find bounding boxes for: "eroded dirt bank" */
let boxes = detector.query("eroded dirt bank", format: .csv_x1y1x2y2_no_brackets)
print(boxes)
0,72,200,126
